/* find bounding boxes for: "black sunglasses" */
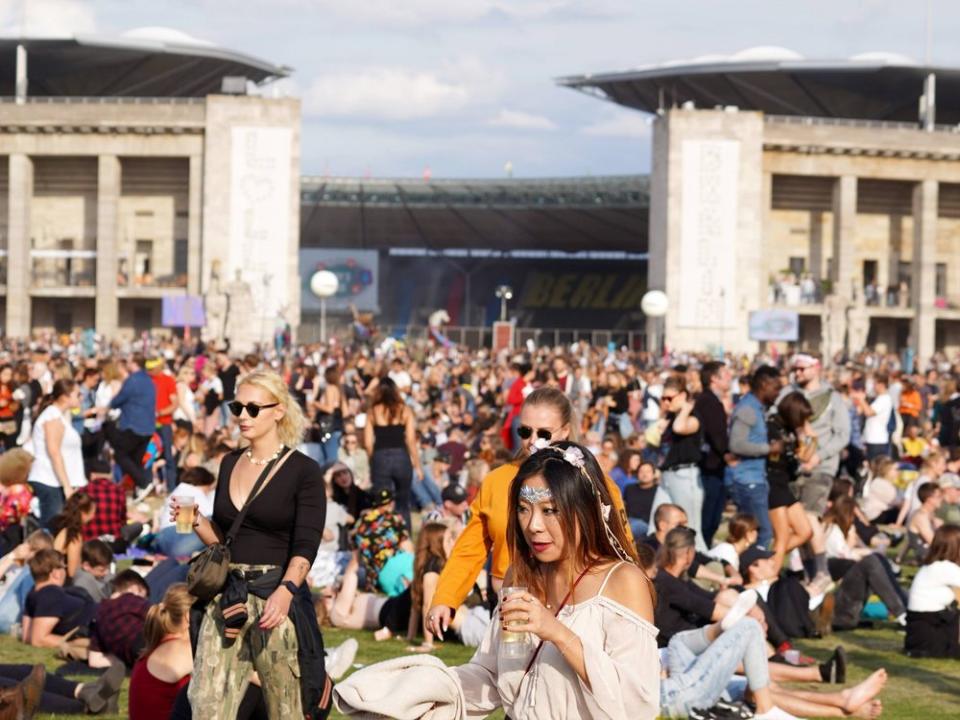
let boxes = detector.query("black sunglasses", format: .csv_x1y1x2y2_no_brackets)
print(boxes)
661,394,678,402
228,401,280,418
517,425,553,441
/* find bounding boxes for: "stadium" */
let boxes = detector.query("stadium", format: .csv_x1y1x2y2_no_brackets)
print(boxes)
5,36,960,358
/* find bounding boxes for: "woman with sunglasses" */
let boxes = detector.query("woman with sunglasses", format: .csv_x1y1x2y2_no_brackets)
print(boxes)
173,370,331,720
427,387,632,640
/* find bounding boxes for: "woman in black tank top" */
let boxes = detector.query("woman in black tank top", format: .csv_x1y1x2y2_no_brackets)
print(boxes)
364,377,422,530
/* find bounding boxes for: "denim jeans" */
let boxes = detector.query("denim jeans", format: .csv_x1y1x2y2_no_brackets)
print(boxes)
371,448,413,530
660,618,769,717
413,467,444,509
158,423,177,492
300,443,323,465
729,480,773,547
700,470,726,547
29,482,64,529
320,431,342,465
629,517,649,538
155,526,205,558
865,442,891,460
0,568,33,633
661,466,706,551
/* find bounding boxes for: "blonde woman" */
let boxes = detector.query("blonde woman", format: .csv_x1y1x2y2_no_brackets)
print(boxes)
173,370,330,719
173,365,198,428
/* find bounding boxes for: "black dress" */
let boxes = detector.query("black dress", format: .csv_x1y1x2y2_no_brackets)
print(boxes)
766,416,799,510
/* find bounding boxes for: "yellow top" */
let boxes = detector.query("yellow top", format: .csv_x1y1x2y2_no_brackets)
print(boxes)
432,461,634,609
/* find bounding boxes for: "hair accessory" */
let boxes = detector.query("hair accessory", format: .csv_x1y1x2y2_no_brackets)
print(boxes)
520,485,553,504
562,446,585,469
530,437,551,452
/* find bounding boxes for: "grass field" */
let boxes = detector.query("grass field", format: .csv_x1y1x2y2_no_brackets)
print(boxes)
11,621,956,720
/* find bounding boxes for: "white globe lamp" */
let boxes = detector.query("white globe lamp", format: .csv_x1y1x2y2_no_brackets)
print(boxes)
310,270,339,343
641,290,669,357
641,290,669,317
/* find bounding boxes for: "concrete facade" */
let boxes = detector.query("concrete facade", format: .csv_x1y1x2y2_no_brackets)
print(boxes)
0,95,300,341
650,108,960,359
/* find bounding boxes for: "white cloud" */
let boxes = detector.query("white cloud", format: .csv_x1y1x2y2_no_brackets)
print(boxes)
581,112,651,138
272,0,626,27
488,109,556,130
304,67,471,120
0,0,96,37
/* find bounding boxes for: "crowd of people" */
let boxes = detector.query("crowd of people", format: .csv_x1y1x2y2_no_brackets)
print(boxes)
0,335,955,719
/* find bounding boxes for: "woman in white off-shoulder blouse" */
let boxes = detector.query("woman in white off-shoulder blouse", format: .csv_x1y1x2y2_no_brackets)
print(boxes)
452,440,660,720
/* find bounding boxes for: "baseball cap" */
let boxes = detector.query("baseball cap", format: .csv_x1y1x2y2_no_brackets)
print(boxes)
441,483,468,504
938,473,960,490
371,488,394,507
739,545,774,576
144,357,164,370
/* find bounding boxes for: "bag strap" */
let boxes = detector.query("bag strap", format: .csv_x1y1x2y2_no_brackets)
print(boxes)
225,446,290,547
521,562,594,677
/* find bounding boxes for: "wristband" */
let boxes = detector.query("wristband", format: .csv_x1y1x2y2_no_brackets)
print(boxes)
282,580,299,596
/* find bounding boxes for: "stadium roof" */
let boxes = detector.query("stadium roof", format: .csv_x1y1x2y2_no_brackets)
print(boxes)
558,47,960,124
300,176,649,254
0,29,289,97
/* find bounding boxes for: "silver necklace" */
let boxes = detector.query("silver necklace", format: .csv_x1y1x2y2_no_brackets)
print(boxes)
245,445,284,466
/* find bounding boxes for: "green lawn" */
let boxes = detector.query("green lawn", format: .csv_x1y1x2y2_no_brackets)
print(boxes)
6,623,956,719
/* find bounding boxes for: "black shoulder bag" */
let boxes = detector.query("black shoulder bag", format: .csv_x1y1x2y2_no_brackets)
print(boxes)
187,447,290,602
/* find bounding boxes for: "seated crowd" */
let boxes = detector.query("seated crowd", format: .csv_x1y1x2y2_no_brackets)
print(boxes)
0,342,956,720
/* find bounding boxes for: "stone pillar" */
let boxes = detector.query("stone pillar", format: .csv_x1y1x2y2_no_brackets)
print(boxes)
911,179,938,363
95,155,120,336
831,175,857,300
187,154,203,295
6,154,32,337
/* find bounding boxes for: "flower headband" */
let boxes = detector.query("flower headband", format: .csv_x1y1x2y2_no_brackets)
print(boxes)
523,442,632,562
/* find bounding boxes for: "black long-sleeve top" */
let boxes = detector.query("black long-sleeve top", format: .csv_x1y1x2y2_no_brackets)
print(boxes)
693,389,728,473
212,449,326,566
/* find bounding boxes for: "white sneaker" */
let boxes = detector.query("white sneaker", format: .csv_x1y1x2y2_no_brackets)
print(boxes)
788,549,804,573
755,706,805,720
325,638,359,680
721,590,758,631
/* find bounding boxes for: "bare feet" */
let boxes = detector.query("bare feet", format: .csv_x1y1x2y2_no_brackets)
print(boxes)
849,699,882,719
841,670,887,714
373,626,392,642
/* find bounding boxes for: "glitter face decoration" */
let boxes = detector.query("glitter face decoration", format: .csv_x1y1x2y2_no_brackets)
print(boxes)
519,485,554,504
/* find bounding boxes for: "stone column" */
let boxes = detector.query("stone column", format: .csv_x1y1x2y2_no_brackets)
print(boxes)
95,155,120,336
911,179,938,363
831,175,857,300
6,154,32,337
187,154,203,295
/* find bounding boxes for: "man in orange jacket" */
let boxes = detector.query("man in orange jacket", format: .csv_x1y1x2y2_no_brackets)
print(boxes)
426,390,632,636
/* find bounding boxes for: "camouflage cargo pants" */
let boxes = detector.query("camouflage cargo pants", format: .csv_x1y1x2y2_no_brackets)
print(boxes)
189,569,303,719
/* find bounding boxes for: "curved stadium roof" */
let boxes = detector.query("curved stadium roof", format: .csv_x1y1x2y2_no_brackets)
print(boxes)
558,47,960,124
0,30,288,97
300,176,649,254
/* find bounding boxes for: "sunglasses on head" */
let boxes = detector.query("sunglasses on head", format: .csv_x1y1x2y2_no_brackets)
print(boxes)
228,401,280,418
517,425,553,441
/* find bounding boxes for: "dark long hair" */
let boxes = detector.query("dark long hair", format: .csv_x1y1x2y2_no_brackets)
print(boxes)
411,522,449,624
373,377,405,423
506,441,645,603
49,492,95,547
924,525,960,565
36,379,76,419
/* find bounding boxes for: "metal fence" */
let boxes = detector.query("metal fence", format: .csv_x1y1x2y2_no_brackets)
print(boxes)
298,323,649,350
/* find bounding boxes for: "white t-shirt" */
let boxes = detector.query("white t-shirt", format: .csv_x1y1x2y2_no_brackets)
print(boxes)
27,405,87,490
707,542,739,568
862,394,892,444
318,501,349,554
160,483,215,530
908,560,960,612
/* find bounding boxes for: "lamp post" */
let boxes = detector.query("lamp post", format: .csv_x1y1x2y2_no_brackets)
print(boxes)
641,290,669,359
495,285,513,322
310,270,339,343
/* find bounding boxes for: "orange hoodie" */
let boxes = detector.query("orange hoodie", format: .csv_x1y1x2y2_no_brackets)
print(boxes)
432,461,634,610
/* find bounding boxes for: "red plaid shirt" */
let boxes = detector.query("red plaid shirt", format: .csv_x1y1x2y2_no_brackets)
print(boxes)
83,478,127,541
89,592,151,668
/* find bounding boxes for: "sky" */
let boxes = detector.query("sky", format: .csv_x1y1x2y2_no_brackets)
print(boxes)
3,0,960,178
